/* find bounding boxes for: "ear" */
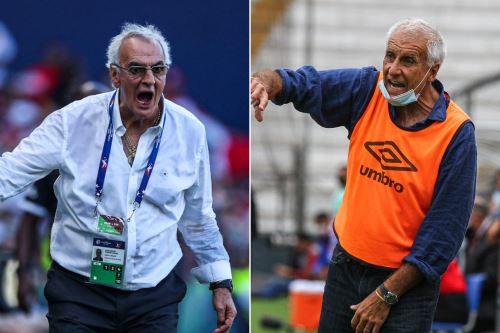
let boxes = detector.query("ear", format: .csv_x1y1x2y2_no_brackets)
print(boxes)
109,67,120,88
428,63,440,82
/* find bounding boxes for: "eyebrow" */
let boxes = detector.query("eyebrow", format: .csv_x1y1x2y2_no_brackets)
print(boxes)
386,47,420,59
127,61,165,67
404,55,418,60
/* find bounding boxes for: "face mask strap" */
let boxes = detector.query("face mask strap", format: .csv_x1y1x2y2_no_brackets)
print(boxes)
413,65,433,97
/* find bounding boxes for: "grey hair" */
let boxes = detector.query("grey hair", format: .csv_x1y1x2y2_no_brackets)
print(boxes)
106,23,171,68
387,18,446,67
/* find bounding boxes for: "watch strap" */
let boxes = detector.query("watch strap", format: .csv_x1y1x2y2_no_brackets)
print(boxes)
379,284,398,305
209,279,233,292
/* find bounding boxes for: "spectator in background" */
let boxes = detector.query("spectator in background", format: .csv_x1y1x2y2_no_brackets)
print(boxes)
0,194,26,313
490,169,500,211
328,164,345,261
465,195,490,252
39,43,81,108
330,165,346,217
312,212,335,279
276,233,319,280
433,258,468,324
253,213,334,299
0,44,81,153
15,170,58,314
72,81,110,101
466,212,499,333
253,233,318,298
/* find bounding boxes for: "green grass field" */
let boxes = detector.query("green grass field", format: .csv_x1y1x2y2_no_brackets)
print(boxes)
251,297,290,333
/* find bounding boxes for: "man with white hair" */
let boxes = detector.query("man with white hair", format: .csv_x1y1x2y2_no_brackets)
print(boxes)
0,23,236,332
251,18,476,332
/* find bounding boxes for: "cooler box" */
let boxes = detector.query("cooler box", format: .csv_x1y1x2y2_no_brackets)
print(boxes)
289,279,325,331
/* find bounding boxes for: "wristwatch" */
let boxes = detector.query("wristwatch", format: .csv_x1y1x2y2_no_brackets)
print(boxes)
379,284,398,305
209,279,233,293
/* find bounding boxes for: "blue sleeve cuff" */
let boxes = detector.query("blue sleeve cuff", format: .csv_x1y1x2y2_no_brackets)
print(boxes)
273,68,292,105
403,255,440,285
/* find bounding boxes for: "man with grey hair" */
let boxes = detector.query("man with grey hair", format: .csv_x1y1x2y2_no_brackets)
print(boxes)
251,18,476,332
0,23,236,332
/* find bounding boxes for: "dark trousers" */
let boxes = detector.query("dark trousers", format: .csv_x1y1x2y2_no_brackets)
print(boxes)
318,246,440,332
44,261,186,333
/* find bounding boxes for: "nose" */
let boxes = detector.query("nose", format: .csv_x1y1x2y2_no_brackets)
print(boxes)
387,59,402,77
142,68,155,85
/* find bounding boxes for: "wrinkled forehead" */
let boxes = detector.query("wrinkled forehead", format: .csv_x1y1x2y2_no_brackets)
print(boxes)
118,36,165,64
386,29,428,56
387,27,428,46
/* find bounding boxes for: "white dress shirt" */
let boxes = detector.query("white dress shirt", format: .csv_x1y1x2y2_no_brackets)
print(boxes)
0,91,231,290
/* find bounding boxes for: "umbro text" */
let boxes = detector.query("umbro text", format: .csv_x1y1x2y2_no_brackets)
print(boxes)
359,164,404,193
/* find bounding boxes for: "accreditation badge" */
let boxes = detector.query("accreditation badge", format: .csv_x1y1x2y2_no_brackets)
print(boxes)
89,214,126,288
90,238,126,287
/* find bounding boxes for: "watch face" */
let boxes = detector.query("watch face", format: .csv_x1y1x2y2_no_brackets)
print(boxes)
384,292,398,305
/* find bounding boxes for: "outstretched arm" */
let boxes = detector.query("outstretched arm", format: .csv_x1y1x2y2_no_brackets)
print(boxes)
0,110,64,201
251,67,379,133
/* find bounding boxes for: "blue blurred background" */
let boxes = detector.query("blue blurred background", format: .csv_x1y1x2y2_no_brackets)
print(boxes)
1,0,248,131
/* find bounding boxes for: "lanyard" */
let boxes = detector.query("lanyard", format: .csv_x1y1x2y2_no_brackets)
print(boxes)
94,90,166,221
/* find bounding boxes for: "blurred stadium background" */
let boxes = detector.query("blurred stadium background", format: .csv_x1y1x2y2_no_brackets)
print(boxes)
0,1,249,332
251,0,500,332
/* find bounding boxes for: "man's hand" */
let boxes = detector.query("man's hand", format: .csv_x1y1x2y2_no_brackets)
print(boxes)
212,288,237,333
250,70,283,122
350,263,424,332
350,291,390,333
250,77,269,122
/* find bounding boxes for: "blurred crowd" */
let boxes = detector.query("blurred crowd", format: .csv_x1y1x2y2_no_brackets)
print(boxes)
432,169,500,332
0,21,249,333
460,171,500,332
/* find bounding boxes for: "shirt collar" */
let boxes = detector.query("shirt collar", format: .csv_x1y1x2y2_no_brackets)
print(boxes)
112,89,166,136
426,79,448,122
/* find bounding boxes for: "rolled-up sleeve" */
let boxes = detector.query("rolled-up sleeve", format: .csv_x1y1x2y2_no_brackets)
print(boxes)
404,122,476,283
0,110,64,201
177,130,231,283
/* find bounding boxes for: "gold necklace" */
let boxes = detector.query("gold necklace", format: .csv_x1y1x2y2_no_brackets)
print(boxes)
154,108,162,126
122,109,162,165
123,132,137,165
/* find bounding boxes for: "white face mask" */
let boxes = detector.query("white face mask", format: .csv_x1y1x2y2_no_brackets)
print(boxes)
378,66,432,106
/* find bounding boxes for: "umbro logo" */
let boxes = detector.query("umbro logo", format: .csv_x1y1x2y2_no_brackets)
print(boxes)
364,141,417,172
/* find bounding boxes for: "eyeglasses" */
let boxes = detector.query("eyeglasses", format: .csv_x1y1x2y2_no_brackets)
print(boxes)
112,63,168,79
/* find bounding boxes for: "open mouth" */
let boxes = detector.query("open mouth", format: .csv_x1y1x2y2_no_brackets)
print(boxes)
388,79,405,89
137,91,154,105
